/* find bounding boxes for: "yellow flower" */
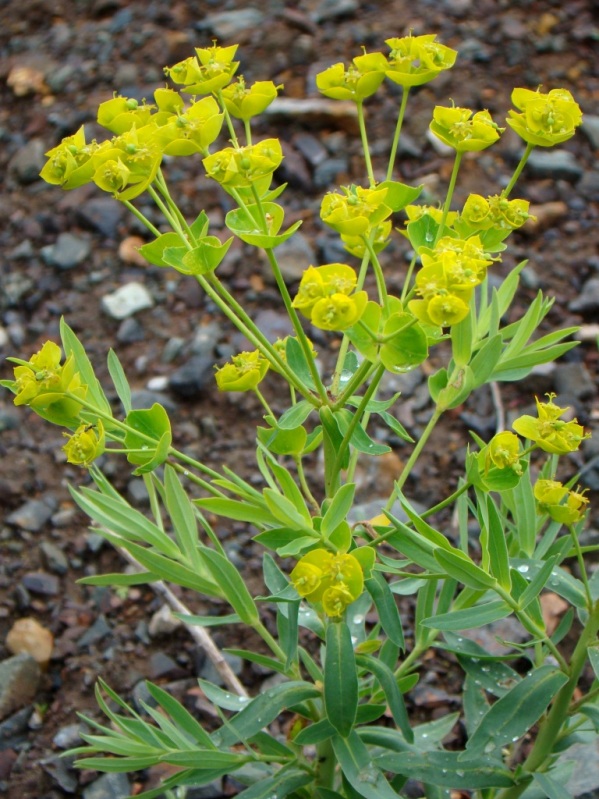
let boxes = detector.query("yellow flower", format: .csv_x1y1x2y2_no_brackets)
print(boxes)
316,51,389,102
203,139,283,188
512,394,589,454
221,77,282,121
215,350,269,392
91,126,162,201
292,264,368,331
153,96,224,156
534,479,589,525
461,194,534,232
10,341,87,425
430,106,504,152
290,549,364,617
320,184,392,236
385,34,457,87
341,220,392,258
486,431,522,473
63,421,105,467
507,87,582,147
39,126,102,190
97,96,155,135
165,44,239,95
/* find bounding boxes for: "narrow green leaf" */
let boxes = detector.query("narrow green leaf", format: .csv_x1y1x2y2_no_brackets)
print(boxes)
195,497,275,527
469,334,503,387
199,547,259,625
533,771,573,799
434,548,499,590
422,600,512,631
356,654,412,742
60,317,112,416
375,750,514,789
263,487,313,531
333,732,400,799
365,573,404,648
278,399,314,429
464,664,569,758
232,769,313,799
107,349,132,413
145,682,216,749
161,750,248,769
486,495,511,591
377,411,414,443
164,466,204,574
336,409,391,455
294,719,336,745
77,571,158,586
325,622,358,737
322,483,355,537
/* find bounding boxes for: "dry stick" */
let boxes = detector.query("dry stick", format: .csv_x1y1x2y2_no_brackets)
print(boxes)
490,380,506,433
117,547,249,698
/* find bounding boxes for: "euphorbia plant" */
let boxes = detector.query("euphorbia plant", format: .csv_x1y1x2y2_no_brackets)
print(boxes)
3,34,598,799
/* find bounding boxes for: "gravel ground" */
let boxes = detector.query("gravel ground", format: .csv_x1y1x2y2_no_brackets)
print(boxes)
0,1,598,796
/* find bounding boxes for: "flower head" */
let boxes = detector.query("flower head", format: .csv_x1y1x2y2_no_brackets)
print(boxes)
215,350,269,392
203,139,283,188
316,51,389,102
486,431,523,473
512,394,589,454
153,96,224,156
63,421,105,467
430,106,503,152
292,264,368,331
385,34,457,87
534,479,589,525
165,44,239,95
221,77,282,120
507,87,582,147
290,549,364,617
97,95,155,135
320,184,392,236
40,126,102,190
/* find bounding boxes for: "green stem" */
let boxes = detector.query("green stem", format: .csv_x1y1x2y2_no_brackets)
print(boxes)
568,524,593,608
244,118,252,145
363,236,389,314
122,200,161,237
386,87,410,181
495,600,599,799
294,455,321,514
502,142,534,198
315,737,336,790
357,100,375,186
331,363,386,478
384,408,443,512
332,358,377,409
154,169,194,240
216,89,239,146
264,248,329,404
400,252,418,304
254,387,273,416
434,150,462,245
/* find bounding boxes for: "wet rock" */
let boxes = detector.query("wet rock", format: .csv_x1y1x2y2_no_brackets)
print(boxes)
0,654,40,721
127,478,150,505
263,231,316,283
569,277,599,314
190,322,221,358
21,571,60,596
581,114,599,149
553,362,596,401
169,355,214,398
293,132,328,167
8,139,46,184
41,232,91,270
578,169,599,202
83,772,131,799
101,282,154,319
200,9,265,38
525,149,583,181
53,722,87,749
278,141,312,191
6,617,54,666
116,316,145,344
148,604,183,638
41,754,78,793
77,614,111,647
311,0,358,22
6,497,54,531
149,652,186,680
76,197,124,238
0,706,33,746
313,156,349,188
40,541,69,574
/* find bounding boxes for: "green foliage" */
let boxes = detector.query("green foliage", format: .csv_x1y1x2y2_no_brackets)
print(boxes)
3,31,596,799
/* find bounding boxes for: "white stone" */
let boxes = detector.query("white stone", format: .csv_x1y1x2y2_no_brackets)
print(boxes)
101,282,154,320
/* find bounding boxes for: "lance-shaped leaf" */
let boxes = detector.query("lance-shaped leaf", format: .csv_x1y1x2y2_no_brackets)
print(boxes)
333,732,399,799
325,622,358,737
365,572,404,648
356,654,412,741
375,749,514,789
422,599,512,631
60,318,112,417
463,664,569,759
434,548,499,591
199,546,260,625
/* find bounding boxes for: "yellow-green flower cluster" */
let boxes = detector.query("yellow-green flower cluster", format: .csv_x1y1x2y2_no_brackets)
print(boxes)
507,88,582,147
221,77,281,121
484,431,523,475
63,421,105,467
385,34,457,87
320,185,392,236
461,194,534,231
408,235,494,327
430,106,504,152
316,51,389,102
40,126,104,190
215,351,269,392
292,264,368,331
11,341,86,421
152,96,224,156
534,479,589,525
203,139,283,188
512,394,589,455
290,549,364,618
164,43,239,95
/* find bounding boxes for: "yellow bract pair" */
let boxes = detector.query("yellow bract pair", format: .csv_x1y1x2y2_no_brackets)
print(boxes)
63,421,105,468
507,88,582,147
215,351,269,392
291,549,364,618
512,394,589,455
292,264,368,332
461,194,534,231
534,479,589,525
430,107,504,153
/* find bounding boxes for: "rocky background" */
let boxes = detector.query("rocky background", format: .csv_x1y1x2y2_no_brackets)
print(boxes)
0,0,598,797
